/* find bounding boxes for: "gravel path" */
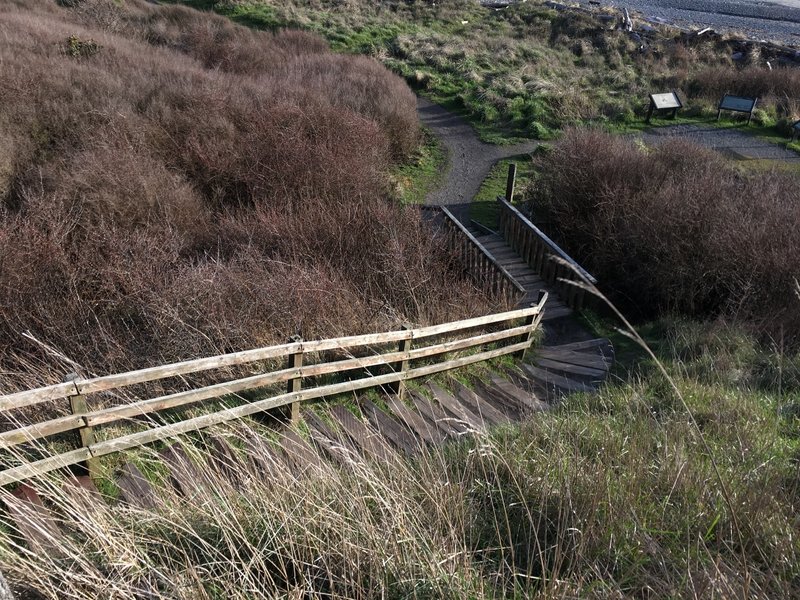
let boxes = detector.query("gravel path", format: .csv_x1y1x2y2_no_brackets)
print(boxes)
416,97,538,209
579,0,800,45
638,124,800,162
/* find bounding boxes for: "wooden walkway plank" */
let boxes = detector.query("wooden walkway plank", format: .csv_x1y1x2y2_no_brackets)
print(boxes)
304,411,360,466
159,445,208,497
116,462,158,510
547,339,613,352
521,364,597,394
239,430,289,480
451,381,511,426
473,381,524,420
426,383,485,432
280,429,324,475
361,398,420,455
535,347,613,370
4,484,64,554
329,405,395,463
205,435,246,489
384,394,445,445
535,358,608,379
409,391,470,438
488,375,549,413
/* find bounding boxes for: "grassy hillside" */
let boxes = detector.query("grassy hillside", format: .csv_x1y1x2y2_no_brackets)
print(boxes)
0,0,499,390
178,0,800,142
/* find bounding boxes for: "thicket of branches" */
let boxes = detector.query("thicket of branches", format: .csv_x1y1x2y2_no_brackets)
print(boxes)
0,0,495,389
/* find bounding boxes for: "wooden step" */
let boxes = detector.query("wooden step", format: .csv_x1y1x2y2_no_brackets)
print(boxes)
205,435,246,489
304,411,359,466
521,364,597,394
160,445,207,498
536,349,613,372
452,381,511,426
535,357,608,380
242,430,292,479
541,305,573,321
546,338,613,352
280,429,325,474
4,484,64,554
488,375,549,414
410,391,469,438
116,462,158,510
329,405,395,463
473,381,524,420
427,383,485,432
361,398,421,455
384,394,445,445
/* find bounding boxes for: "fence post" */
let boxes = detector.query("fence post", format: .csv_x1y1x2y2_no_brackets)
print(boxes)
286,335,303,425
516,291,546,360
505,163,517,202
388,325,412,399
65,373,98,479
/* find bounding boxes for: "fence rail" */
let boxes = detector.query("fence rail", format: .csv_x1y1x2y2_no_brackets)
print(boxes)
0,298,546,486
438,206,526,304
497,197,595,310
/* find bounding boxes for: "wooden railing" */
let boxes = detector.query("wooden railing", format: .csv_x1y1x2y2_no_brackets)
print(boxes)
0,298,546,486
438,206,526,305
497,197,596,310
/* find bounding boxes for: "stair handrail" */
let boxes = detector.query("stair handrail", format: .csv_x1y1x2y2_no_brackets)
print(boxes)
438,206,526,303
497,197,596,310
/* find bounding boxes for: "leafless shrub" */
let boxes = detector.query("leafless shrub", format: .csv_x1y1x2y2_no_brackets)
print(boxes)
529,129,800,341
0,0,488,389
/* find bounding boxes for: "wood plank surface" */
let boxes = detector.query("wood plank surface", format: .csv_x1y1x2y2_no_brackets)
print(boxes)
452,382,511,426
361,398,420,455
427,384,485,432
384,395,443,445
329,405,394,462
116,462,158,510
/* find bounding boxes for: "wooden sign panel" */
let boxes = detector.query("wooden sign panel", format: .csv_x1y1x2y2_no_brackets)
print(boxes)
650,92,681,110
717,94,758,125
646,91,682,123
719,95,757,113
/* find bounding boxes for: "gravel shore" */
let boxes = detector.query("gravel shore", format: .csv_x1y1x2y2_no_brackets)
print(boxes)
578,0,800,45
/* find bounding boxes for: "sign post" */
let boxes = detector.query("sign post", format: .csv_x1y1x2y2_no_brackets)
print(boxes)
646,91,682,123
717,94,758,125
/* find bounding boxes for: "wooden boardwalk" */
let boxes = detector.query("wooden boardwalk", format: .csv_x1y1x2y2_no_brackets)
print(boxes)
471,228,614,396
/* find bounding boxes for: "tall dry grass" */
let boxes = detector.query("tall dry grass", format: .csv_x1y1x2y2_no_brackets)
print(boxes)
0,0,496,390
528,129,800,340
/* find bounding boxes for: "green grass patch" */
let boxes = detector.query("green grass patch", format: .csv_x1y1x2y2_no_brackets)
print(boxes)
391,127,447,204
469,155,536,231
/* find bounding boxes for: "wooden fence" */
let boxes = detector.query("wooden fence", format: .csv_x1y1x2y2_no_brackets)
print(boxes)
439,206,526,304
497,197,596,310
0,298,546,486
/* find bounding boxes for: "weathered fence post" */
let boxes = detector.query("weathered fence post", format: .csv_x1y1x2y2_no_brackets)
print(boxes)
286,336,303,424
65,373,98,479
388,325,412,399
505,163,517,202
516,292,546,360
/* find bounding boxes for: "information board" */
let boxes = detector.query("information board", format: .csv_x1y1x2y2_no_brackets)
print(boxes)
717,94,758,125
719,95,757,113
650,92,681,110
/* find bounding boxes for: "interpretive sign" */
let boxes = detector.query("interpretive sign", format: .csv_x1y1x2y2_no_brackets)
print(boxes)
646,91,682,123
717,94,758,125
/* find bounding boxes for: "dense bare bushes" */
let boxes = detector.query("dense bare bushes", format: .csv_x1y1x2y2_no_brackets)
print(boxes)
0,0,492,388
529,129,800,338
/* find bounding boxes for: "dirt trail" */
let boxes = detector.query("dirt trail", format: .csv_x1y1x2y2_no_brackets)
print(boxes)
416,97,538,209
